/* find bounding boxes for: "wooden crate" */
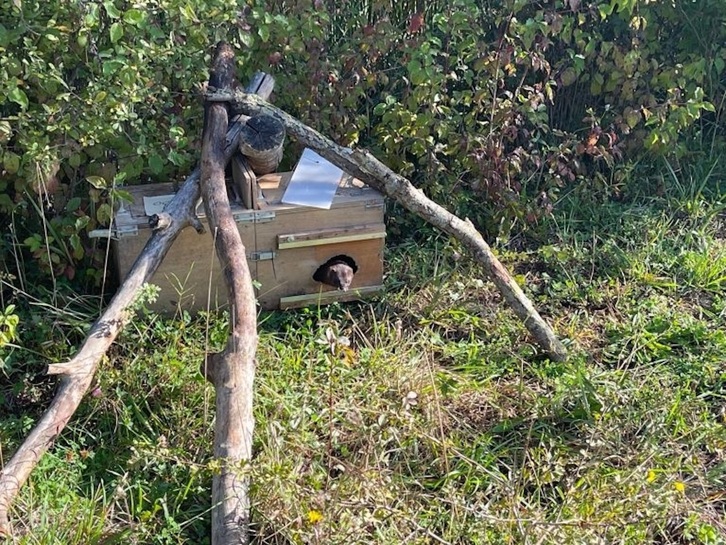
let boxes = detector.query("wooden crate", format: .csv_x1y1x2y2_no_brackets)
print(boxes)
112,172,385,312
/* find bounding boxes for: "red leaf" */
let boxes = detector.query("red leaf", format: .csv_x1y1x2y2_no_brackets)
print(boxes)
408,13,424,34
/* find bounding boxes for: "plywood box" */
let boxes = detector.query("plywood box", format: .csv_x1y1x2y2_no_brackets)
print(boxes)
111,172,385,312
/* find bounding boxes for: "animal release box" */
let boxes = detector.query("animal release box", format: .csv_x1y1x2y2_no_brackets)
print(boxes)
110,172,386,312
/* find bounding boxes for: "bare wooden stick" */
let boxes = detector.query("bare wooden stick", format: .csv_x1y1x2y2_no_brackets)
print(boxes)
198,42,258,545
0,72,275,538
208,90,567,362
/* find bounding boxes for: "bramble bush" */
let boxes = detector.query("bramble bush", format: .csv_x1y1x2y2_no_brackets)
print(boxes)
0,0,724,284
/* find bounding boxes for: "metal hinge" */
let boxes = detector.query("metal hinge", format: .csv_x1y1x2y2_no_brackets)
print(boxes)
233,210,276,224
248,251,276,261
88,224,139,239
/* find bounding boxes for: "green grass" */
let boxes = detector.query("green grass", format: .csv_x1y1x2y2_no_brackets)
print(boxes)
2,159,725,544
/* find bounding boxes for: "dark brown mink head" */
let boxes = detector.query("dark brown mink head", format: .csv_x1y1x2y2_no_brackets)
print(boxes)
313,255,358,291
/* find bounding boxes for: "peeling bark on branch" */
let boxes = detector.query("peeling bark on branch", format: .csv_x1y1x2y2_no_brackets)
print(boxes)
208,90,567,362
199,42,258,545
0,71,275,538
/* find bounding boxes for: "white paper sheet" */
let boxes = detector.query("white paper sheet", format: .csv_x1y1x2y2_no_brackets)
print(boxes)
143,194,175,216
281,148,343,209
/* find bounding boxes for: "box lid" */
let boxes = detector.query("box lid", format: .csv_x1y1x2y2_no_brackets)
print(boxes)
114,172,384,230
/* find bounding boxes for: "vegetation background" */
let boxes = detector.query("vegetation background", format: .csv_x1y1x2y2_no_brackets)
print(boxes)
1,0,725,543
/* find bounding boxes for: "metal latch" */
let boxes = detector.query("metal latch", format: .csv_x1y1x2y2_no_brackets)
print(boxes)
248,251,276,261
88,224,139,239
233,210,276,224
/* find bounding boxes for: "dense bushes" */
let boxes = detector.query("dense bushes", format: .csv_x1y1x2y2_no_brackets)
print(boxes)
1,0,724,283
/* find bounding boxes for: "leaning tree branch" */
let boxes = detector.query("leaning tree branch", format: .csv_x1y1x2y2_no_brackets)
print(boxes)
207,90,567,362
0,72,275,538
198,42,258,545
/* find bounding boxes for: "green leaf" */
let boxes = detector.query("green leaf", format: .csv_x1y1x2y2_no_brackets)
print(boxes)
0,120,11,143
148,154,165,174
644,131,659,148
103,1,121,19
0,23,8,47
70,234,84,259
407,60,427,86
179,4,197,22
69,153,83,168
123,9,145,26
24,236,41,251
112,189,133,203
3,152,20,174
75,216,90,230
373,103,388,116
239,30,253,48
84,7,99,27
560,67,578,87
0,194,14,212
66,197,82,212
97,203,113,225
102,59,125,75
86,176,108,189
8,87,28,109
624,107,641,128
598,3,614,19
258,26,270,42
110,22,124,43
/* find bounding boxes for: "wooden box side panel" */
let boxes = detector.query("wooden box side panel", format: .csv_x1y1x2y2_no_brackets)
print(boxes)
114,224,256,313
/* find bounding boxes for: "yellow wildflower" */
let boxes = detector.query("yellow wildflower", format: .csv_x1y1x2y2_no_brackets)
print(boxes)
307,510,323,524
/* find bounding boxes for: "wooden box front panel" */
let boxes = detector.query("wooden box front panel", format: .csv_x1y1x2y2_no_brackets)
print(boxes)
254,173,385,309
256,235,384,310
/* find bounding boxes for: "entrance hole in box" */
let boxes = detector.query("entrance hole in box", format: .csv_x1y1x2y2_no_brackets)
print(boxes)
313,254,358,291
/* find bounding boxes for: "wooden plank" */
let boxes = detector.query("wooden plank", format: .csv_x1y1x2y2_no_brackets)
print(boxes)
231,154,258,210
138,224,256,312
114,192,256,312
277,224,385,249
279,285,384,309
256,172,382,209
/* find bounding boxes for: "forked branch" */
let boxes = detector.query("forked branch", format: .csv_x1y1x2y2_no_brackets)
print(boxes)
198,42,258,545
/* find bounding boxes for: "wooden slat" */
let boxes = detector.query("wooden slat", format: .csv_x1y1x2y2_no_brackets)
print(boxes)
231,154,258,210
277,224,385,249
279,285,384,309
